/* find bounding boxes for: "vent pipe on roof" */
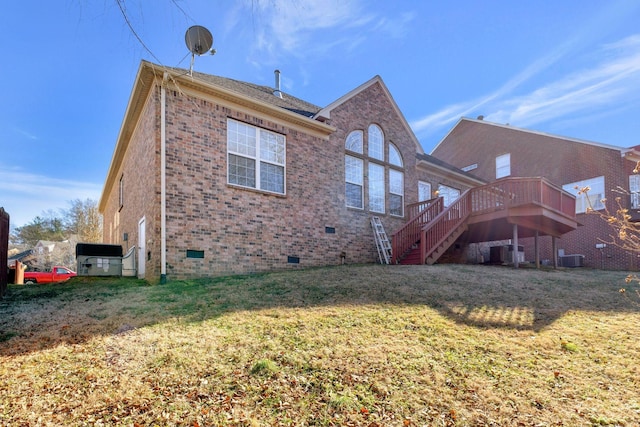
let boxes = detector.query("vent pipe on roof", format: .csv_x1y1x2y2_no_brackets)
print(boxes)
273,69,283,98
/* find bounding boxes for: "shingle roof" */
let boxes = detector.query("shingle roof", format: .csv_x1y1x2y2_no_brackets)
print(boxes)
185,68,322,118
8,249,33,261
416,152,485,183
433,117,629,154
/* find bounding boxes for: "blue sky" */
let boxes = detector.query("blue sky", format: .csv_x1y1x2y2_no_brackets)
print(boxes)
1,0,640,228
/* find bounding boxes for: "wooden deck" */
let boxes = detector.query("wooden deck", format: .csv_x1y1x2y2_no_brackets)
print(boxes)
392,177,579,265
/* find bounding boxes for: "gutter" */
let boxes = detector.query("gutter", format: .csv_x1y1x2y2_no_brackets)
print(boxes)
161,72,168,284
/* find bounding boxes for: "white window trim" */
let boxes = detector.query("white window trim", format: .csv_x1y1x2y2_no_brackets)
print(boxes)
389,169,404,216
438,184,461,207
345,155,364,209
346,130,364,154
418,181,432,202
562,176,605,214
496,153,511,179
344,125,405,215
227,119,286,195
368,124,384,161
389,143,403,167
630,175,640,209
368,162,385,213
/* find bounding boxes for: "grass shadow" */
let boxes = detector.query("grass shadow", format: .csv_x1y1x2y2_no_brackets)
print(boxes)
1,264,638,356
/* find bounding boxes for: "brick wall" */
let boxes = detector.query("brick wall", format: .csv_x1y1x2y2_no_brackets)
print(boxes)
102,87,160,279
102,78,431,280
433,119,639,270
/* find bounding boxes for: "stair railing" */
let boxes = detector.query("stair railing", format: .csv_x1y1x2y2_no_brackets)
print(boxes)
420,190,472,264
391,197,444,264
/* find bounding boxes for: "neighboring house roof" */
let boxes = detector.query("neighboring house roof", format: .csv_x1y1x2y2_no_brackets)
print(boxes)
8,249,33,261
416,152,485,186
315,75,425,155
432,117,637,157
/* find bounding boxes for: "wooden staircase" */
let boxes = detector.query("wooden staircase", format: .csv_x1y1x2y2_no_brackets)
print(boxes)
392,177,578,266
393,190,471,265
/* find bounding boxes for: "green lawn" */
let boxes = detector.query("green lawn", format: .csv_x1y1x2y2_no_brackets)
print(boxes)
1,264,639,426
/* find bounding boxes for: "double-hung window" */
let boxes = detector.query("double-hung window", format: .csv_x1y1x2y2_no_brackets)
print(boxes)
227,119,285,194
345,130,364,209
562,176,605,214
389,169,404,216
346,155,364,208
496,153,511,179
438,184,461,207
630,175,640,209
368,125,384,161
418,181,432,202
368,163,385,213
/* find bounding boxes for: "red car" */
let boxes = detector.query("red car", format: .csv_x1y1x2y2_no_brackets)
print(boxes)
23,266,77,284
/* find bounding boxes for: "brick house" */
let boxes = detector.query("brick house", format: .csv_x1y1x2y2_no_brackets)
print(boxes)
431,117,640,270
99,61,484,281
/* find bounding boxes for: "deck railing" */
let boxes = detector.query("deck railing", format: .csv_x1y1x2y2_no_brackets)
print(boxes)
471,177,575,217
391,177,576,264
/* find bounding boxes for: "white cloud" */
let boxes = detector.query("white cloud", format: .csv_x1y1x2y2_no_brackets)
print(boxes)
0,166,102,228
411,27,582,137
410,101,478,133
487,35,640,127
236,0,413,65
413,33,640,142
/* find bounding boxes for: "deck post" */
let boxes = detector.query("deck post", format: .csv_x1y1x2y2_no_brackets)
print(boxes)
512,223,519,269
552,236,558,269
534,230,540,269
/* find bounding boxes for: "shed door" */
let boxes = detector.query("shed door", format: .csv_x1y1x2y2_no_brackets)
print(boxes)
138,217,146,277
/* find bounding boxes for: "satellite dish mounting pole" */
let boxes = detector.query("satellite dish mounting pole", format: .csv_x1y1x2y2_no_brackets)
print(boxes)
184,25,214,75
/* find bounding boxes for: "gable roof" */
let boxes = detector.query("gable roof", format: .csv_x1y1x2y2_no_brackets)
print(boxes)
432,117,636,156
100,61,335,212
315,75,425,155
186,68,322,118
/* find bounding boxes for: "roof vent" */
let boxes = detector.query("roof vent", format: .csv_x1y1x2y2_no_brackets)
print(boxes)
477,115,484,120
273,69,283,99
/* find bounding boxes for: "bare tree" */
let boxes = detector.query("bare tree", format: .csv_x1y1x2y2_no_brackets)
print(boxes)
580,170,640,305
65,199,103,243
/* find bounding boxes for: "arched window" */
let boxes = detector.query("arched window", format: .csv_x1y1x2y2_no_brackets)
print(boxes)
368,125,384,161
344,124,404,216
345,130,363,154
389,143,403,167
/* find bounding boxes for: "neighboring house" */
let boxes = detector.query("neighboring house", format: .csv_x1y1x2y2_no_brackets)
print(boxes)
32,239,76,271
7,248,34,269
432,117,640,270
99,61,487,281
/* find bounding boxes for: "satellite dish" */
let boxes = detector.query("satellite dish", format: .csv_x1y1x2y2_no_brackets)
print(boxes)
185,25,213,55
185,26,215,74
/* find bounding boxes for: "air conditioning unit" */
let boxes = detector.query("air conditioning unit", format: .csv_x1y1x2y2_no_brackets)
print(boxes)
489,245,524,264
559,254,584,268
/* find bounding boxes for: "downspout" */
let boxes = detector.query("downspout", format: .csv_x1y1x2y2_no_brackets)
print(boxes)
160,72,168,284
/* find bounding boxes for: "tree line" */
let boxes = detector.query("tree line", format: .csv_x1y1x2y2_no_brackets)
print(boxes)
10,199,102,247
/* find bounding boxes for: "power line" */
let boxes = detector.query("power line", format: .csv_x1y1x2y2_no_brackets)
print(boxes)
115,0,164,65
